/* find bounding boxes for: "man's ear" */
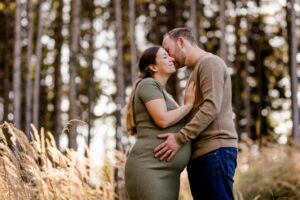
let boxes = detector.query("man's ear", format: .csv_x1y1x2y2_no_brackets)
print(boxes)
177,36,185,48
148,64,157,72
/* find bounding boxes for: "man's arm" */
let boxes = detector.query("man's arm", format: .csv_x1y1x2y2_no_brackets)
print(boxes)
176,57,225,144
154,57,226,160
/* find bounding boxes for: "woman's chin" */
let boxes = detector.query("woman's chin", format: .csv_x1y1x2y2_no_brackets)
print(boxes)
168,70,176,75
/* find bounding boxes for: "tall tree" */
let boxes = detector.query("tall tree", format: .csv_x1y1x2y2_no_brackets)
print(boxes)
233,0,241,134
25,0,33,137
33,0,44,129
114,0,125,153
129,0,137,85
13,0,21,128
244,0,252,137
114,0,126,198
219,0,226,61
53,0,64,146
287,0,300,140
3,0,11,122
249,0,269,142
87,0,95,147
69,0,81,150
189,0,198,43
254,21,263,143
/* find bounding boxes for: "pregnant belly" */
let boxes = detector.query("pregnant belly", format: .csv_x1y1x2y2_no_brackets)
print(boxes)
127,138,191,171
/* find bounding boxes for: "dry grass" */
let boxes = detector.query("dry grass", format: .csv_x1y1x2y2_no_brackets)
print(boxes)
235,145,300,200
0,122,191,200
0,122,124,200
2,122,299,200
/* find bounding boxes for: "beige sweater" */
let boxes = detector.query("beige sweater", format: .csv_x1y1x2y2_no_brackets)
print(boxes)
176,53,238,159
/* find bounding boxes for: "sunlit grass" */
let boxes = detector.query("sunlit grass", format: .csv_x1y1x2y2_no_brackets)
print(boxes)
0,122,118,199
1,122,299,200
235,144,300,200
0,122,191,200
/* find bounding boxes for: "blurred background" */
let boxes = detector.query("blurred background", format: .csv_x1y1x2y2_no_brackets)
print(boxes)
0,0,300,199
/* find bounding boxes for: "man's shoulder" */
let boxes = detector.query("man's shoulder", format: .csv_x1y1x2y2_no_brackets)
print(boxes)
200,53,225,66
195,53,228,77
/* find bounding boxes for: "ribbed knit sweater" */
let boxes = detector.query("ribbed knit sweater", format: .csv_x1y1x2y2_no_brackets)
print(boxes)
176,53,238,159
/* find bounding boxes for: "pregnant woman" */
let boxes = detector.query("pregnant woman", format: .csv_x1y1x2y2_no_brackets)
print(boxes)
125,46,195,200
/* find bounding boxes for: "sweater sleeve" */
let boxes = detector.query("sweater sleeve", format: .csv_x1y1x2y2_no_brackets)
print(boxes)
176,57,226,144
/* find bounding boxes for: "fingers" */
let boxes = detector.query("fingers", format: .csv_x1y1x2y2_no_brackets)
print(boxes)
167,151,176,161
155,146,168,158
159,149,172,161
188,81,195,91
191,82,196,92
157,133,170,139
154,142,166,153
154,133,179,161
185,81,196,101
188,81,195,88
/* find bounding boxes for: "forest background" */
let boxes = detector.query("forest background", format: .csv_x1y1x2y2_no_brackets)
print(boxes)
0,0,300,199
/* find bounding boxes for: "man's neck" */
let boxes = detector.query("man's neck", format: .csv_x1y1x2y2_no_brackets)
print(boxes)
186,47,207,69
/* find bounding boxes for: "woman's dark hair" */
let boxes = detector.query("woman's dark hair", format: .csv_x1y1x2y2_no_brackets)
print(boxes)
126,46,161,135
138,46,161,79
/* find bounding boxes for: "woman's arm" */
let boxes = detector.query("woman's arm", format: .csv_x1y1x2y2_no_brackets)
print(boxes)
145,82,195,128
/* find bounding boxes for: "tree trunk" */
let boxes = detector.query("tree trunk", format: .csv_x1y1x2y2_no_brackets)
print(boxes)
253,29,265,144
234,2,241,135
114,0,125,153
33,0,44,129
189,0,198,44
53,0,64,147
25,0,33,138
3,0,11,122
114,0,126,198
13,0,22,128
287,0,300,140
197,1,204,49
87,1,95,147
69,0,81,150
219,0,227,61
244,58,252,137
244,0,251,137
129,0,137,85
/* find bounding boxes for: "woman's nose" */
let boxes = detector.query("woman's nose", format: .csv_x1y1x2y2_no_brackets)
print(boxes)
169,56,175,62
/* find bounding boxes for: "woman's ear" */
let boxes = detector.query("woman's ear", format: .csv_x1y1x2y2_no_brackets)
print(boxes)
148,64,157,72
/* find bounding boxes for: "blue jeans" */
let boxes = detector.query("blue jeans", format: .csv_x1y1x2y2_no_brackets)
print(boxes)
187,147,237,200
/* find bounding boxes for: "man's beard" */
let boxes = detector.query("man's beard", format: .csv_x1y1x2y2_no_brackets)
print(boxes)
175,46,186,68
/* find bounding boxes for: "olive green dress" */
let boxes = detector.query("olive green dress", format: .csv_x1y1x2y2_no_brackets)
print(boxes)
125,78,191,200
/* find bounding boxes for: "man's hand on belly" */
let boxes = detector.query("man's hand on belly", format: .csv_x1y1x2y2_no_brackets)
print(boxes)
154,133,182,161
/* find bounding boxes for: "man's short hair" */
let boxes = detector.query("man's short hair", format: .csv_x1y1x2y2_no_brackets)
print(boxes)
165,28,196,45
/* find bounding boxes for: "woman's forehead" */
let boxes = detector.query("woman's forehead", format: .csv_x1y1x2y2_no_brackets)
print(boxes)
157,48,168,56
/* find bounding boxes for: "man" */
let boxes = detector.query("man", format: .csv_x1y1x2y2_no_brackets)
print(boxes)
154,28,238,200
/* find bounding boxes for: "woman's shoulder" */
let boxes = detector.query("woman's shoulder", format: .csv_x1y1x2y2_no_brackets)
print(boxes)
137,78,161,89
135,78,164,98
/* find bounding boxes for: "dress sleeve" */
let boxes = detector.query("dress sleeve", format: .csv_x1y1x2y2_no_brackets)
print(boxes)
137,79,164,103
